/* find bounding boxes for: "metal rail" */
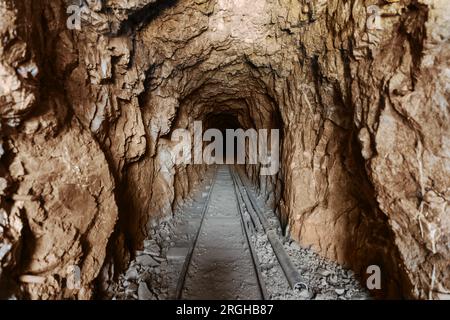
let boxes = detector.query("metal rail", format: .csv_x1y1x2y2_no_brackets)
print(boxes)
229,167,269,300
231,167,307,291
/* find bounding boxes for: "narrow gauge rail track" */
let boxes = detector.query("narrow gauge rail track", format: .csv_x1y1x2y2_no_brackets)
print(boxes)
175,166,304,300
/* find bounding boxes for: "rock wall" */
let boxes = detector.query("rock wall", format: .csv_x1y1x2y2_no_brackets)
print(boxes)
0,0,118,299
0,0,448,299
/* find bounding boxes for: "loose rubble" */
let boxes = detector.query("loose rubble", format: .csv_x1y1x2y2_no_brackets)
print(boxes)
245,180,370,300
108,220,174,300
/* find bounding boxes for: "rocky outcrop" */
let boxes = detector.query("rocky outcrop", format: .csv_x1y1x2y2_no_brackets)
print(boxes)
0,0,448,299
0,0,118,299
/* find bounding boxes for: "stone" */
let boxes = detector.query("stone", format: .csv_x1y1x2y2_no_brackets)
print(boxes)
298,289,314,300
327,274,339,285
124,267,139,280
138,282,154,300
144,239,159,249
316,268,331,277
136,255,160,267
335,288,346,295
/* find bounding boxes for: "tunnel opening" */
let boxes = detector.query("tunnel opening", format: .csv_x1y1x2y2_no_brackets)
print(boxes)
204,112,242,163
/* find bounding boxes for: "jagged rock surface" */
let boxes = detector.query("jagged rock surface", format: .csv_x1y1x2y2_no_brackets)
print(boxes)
0,0,448,299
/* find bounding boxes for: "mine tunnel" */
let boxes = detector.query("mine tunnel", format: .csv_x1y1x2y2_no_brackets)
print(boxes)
0,0,448,302
203,113,242,163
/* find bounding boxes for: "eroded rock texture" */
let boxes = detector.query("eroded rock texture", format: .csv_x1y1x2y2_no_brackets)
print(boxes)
0,0,448,299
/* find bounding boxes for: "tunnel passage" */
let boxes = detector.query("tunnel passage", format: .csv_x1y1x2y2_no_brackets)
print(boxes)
1,0,448,301
203,112,241,163
158,59,287,229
